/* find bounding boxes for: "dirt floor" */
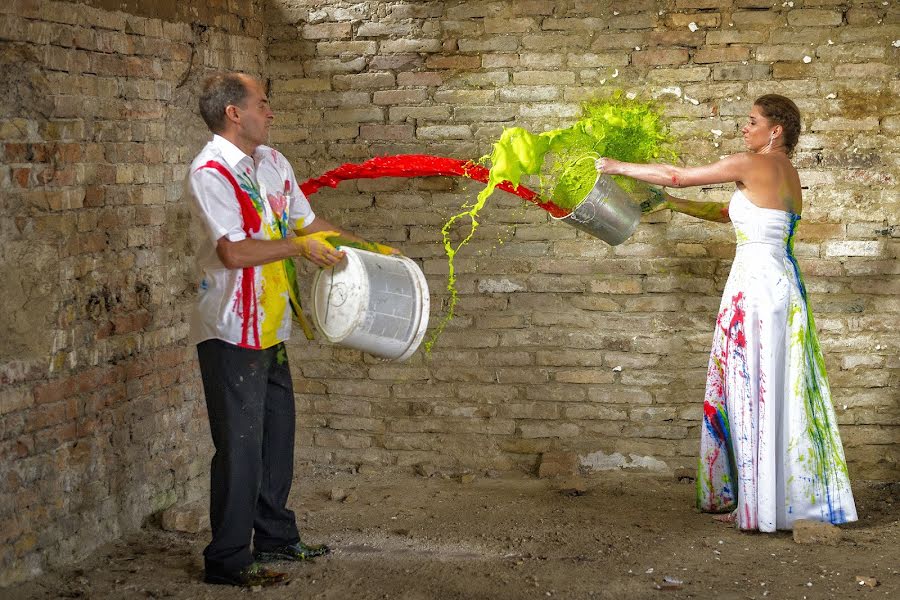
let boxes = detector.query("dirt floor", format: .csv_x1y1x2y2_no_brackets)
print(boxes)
7,469,899,600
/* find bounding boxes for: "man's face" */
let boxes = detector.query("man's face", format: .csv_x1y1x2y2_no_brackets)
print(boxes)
233,76,273,149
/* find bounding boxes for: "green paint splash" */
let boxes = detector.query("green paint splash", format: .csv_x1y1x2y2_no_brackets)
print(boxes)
787,226,852,517
426,91,677,351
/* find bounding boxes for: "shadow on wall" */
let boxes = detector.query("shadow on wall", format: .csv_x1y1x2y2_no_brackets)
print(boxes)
0,43,57,364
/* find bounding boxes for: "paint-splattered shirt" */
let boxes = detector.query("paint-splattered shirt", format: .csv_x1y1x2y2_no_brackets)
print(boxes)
187,135,316,349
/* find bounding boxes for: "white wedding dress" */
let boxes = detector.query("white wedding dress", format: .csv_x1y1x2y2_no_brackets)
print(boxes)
697,189,858,532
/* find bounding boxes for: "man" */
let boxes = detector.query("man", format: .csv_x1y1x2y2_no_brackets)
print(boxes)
187,72,391,587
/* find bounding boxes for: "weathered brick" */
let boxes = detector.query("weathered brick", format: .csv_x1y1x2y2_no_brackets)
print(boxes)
693,47,750,64
499,403,560,420
668,13,721,29
424,55,481,70
316,40,377,56
732,10,785,27
647,66,711,83
823,241,885,257
564,404,629,420
356,22,415,37
787,10,844,27
359,124,415,140
705,30,767,45
568,53,630,68
379,39,441,54
833,63,893,79
758,45,813,63
712,64,770,81
305,57,367,75
519,422,580,439
302,22,351,40
453,106,516,122
396,71,444,87
810,117,880,132
484,17,536,33
388,106,451,122
332,72,395,89
324,107,384,124
512,70,576,85
499,86,560,102
4,2,897,588
633,48,690,66
416,125,472,140
372,89,429,105
610,13,655,30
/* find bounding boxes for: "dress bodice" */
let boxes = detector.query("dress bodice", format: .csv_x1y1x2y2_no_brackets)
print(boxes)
728,188,800,248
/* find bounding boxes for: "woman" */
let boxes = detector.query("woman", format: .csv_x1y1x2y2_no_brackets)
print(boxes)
596,95,857,532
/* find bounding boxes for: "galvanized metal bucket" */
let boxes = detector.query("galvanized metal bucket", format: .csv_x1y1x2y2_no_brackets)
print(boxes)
553,174,641,245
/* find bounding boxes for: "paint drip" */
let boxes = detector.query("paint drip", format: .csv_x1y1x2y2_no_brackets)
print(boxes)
431,93,676,348
300,92,676,352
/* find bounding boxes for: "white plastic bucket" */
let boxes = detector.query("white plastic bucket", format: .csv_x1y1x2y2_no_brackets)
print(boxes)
311,247,430,361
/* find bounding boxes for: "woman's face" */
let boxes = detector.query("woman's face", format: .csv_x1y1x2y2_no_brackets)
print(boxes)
741,105,777,152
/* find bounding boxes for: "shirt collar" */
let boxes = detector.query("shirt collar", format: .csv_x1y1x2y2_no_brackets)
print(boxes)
212,134,252,169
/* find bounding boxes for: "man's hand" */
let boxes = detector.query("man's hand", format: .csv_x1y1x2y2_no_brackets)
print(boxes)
292,230,344,267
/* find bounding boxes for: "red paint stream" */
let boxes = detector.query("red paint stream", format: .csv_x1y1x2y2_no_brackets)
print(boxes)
300,154,567,351
300,154,568,218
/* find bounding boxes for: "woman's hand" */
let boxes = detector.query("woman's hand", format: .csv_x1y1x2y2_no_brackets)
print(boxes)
640,187,670,214
292,230,345,267
595,157,624,176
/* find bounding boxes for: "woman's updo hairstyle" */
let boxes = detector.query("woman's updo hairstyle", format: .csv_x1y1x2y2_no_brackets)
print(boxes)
754,94,801,156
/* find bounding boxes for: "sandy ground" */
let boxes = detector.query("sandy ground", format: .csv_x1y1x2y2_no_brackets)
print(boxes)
7,470,898,600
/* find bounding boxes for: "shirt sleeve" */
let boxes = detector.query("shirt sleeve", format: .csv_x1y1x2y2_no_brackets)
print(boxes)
188,166,248,243
279,154,316,230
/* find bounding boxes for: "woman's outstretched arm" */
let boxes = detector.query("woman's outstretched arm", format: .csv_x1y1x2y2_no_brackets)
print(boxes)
641,187,731,223
597,153,752,188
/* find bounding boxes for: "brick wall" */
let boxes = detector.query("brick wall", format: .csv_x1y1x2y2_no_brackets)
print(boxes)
266,1,899,479
0,0,265,586
1,0,898,588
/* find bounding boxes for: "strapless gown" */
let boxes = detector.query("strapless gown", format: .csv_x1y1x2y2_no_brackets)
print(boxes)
697,188,858,532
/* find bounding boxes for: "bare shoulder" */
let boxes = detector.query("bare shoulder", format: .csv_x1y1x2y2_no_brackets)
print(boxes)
741,152,785,177
716,152,760,173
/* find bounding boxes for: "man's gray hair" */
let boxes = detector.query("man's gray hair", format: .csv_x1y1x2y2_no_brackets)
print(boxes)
199,73,250,133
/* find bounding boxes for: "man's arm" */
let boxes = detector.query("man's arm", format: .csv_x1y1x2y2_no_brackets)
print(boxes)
217,230,344,269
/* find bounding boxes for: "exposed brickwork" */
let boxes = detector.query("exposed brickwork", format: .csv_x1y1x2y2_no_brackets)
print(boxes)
2,0,898,588
0,0,264,586
265,1,899,484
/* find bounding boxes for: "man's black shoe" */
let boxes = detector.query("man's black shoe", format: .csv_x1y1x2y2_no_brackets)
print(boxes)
254,540,331,562
204,562,290,587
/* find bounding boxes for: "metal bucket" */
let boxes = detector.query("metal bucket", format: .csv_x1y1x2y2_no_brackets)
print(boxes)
553,174,641,245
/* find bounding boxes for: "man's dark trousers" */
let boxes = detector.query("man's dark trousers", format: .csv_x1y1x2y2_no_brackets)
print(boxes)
197,339,301,576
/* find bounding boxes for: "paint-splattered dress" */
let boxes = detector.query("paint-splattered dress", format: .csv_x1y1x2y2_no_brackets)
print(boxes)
698,189,857,532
